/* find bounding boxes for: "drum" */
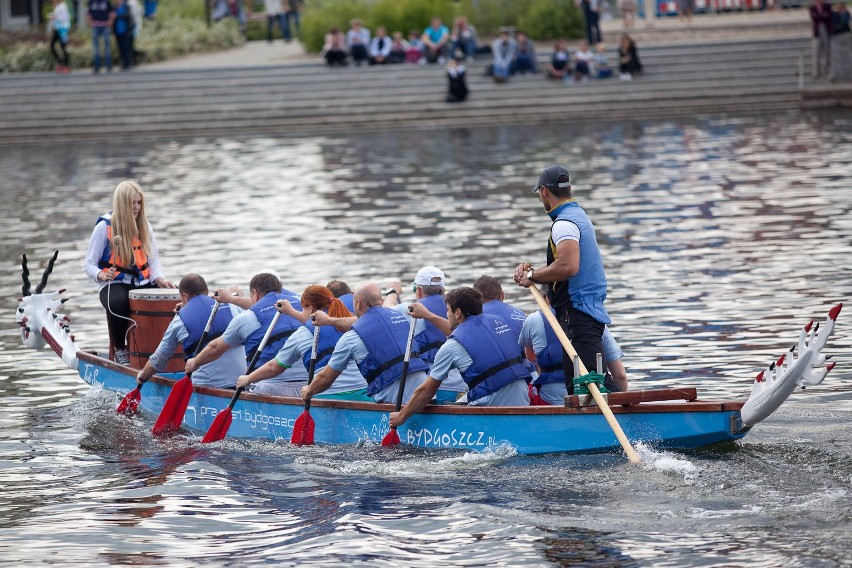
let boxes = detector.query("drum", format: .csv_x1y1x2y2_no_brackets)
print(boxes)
127,289,185,372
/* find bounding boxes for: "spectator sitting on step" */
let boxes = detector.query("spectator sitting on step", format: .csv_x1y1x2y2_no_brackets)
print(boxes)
490,28,517,83
514,30,538,75
346,19,371,66
421,16,450,64
406,29,424,64
546,38,572,80
833,2,851,33
323,27,348,67
571,39,594,83
369,25,392,65
618,33,641,80
446,58,469,103
388,31,409,64
450,16,478,62
593,43,613,78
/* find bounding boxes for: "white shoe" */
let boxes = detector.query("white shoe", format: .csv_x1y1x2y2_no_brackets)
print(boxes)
114,348,130,366
437,56,446,64
619,72,632,81
418,57,426,66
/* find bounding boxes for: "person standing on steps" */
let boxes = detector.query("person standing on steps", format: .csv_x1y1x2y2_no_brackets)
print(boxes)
88,0,115,74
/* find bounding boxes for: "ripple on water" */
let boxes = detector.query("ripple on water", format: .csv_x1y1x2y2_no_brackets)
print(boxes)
1,111,851,565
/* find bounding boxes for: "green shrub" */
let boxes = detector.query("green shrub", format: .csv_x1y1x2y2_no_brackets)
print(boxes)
298,0,582,53
367,0,455,36
301,0,371,52
518,0,584,40
455,0,534,38
0,18,243,73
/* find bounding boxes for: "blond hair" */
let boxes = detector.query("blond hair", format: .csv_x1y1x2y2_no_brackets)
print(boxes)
110,180,151,265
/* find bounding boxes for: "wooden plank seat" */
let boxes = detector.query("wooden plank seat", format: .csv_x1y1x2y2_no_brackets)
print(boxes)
564,388,698,409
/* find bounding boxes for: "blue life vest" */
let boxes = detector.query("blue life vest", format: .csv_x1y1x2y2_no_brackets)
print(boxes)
245,291,303,367
178,294,234,359
482,300,527,341
413,293,448,366
303,318,344,371
451,314,531,402
351,307,428,395
546,201,611,325
338,293,355,313
533,309,565,387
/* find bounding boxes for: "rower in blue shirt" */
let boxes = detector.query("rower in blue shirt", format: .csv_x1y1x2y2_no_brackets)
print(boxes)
185,271,308,396
389,287,531,430
136,273,244,389
301,283,430,404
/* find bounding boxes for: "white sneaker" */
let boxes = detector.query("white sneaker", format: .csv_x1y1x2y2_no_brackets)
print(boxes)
619,72,632,81
114,348,130,366
418,57,426,66
437,56,446,64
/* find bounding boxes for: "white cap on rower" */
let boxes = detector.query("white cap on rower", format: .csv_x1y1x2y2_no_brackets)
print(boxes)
413,266,445,288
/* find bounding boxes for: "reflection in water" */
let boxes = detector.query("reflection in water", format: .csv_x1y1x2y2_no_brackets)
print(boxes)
0,111,850,565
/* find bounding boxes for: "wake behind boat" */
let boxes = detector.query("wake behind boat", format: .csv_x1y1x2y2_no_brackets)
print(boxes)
16,253,841,456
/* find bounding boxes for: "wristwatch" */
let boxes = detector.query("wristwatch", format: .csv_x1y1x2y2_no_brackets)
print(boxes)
526,268,535,282
384,289,399,298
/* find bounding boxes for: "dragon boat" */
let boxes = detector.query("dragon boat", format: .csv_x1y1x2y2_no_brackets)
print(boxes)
16,252,841,456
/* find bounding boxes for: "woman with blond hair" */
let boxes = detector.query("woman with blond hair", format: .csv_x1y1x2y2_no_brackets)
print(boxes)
236,285,370,400
84,180,174,365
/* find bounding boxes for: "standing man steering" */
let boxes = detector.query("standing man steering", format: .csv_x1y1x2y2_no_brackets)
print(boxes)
514,165,617,392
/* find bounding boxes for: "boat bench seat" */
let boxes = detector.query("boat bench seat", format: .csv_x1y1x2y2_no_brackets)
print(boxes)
564,388,698,408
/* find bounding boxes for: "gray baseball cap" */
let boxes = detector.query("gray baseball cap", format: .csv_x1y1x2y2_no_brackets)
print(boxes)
532,165,571,193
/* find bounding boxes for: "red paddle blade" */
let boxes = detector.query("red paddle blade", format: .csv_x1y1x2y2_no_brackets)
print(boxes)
381,428,400,447
116,387,141,414
151,376,193,436
291,410,315,446
201,408,233,443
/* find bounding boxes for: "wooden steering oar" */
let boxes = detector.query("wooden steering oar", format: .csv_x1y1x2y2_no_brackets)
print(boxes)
151,298,222,436
528,285,641,464
382,313,418,447
290,323,321,446
201,311,282,443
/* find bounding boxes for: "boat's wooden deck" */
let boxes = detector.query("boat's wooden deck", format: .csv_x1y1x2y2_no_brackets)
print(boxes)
81,351,745,416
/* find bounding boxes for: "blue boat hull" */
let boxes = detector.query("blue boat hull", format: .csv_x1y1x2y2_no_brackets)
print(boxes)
79,352,748,455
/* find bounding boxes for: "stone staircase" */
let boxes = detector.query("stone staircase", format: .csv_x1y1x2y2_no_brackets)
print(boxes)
0,36,811,145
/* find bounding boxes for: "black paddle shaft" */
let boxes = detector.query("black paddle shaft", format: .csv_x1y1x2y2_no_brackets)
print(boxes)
224,311,282,411
302,325,322,411
392,316,419,412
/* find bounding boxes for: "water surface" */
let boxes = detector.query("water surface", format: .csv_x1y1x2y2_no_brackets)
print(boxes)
1,110,850,566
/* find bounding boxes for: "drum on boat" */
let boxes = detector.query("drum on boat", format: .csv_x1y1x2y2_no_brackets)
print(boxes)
127,289,184,372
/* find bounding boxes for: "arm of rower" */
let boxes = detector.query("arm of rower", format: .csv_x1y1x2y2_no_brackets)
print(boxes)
215,287,252,310
236,358,285,389
408,302,451,336
382,281,403,307
389,377,441,428
302,365,342,399
312,310,357,332
528,240,579,283
185,337,229,374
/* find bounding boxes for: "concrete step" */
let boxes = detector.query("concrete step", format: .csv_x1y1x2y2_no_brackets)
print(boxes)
0,56,806,108
0,73,800,124
0,86,799,135
0,92,802,145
